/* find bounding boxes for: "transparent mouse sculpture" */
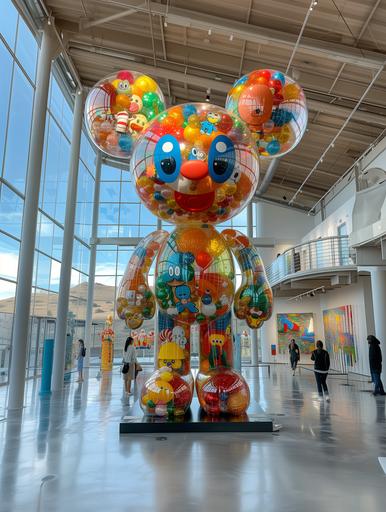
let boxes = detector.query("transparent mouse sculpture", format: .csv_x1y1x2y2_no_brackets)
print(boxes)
114,97,280,417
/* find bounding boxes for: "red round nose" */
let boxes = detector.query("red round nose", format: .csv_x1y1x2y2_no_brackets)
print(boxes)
180,160,208,180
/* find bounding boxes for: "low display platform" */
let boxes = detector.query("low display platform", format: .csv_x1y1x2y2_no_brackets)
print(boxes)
120,398,277,434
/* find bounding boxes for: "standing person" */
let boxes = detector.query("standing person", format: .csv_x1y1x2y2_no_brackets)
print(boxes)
76,339,86,382
368,335,386,396
122,336,137,395
288,338,300,376
311,340,330,401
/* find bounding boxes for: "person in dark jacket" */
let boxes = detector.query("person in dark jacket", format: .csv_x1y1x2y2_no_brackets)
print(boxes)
367,335,385,396
288,339,300,376
311,340,330,401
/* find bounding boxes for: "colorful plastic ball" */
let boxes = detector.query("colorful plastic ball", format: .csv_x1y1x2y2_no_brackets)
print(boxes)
84,69,164,159
118,134,133,153
272,71,285,85
183,104,197,119
196,251,213,269
183,125,200,143
142,107,157,120
142,91,160,109
257,69,272,80
168,107,184,126
134,75,158,93
115,93,132,110
266,140,280,155
187,114,200,127
217,113,233,133
268,79,283,93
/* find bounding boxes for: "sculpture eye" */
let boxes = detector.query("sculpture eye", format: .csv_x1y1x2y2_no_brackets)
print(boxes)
154,135,181,182
208,135,235,183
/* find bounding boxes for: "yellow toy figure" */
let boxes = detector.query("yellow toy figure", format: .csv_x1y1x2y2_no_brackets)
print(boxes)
116,97,278,418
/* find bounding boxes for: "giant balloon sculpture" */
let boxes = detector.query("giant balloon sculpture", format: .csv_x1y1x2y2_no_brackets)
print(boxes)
85,68,306,417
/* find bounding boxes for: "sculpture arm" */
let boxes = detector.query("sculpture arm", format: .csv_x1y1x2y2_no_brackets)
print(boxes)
222,228,273,329
116,230,168,329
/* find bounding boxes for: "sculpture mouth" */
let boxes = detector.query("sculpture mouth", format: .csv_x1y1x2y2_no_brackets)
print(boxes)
175,191,215,212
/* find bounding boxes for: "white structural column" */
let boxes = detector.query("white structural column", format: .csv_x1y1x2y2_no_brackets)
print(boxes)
52,89,84,391
370,268,386,380
247,202,259,365
8,26,57,410
84,151,102,369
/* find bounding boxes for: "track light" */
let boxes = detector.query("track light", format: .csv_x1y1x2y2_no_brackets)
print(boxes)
208,28,212,36
205,88,211,102
230,33,234,41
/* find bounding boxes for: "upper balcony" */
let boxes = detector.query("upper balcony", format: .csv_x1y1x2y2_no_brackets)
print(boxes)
265,236,357,297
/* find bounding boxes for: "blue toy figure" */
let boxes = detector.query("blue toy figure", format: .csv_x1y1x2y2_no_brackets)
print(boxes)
200,112,221,135
175,285,198,313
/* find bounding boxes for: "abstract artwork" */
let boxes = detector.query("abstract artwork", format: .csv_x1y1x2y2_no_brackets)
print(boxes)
323,305,356,368
277,313,315,354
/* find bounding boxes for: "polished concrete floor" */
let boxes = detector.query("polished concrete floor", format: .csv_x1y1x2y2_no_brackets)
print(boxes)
1,365,386,512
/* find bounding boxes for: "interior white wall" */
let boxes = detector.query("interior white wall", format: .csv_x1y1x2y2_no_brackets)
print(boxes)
255,201,314,265
260,276,374,376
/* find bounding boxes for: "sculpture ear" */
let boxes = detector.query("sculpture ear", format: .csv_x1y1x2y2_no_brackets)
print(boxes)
225,69,308,159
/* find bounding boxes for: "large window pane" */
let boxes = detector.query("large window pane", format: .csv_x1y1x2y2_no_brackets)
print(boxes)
0,184,23,238
0,41,13,168
15,17,38,82
0,0,18,50
101,164,121,181
121,179,138,202
120,203,140,225
3,65,34,192
100,181,120,202
36,213,54,255
35,252,51,289
0,232,19,280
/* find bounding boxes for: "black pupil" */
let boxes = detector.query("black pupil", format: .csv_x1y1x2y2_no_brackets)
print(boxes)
213,159,228,175
161,157,176,175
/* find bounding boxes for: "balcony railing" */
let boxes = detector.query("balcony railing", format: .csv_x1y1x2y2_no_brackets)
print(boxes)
266,236,354,287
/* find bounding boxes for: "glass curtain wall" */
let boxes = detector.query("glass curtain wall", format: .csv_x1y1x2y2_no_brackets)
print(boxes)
0,1,95,391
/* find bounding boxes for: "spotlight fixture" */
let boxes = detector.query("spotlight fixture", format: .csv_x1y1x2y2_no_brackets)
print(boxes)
164,20,167,27
205,88,211,102
208,28,212,36
230,33,234,41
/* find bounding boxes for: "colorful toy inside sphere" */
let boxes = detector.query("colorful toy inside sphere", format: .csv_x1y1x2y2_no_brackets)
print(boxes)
130,103,259,224
140,367,193,416
226,69,307,158
84,70,165,159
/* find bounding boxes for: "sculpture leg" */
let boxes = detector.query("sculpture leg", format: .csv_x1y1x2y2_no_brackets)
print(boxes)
140,312,193,416
196,312,250,416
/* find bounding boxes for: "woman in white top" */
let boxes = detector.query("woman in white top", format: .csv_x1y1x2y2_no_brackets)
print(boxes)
122,336,137,395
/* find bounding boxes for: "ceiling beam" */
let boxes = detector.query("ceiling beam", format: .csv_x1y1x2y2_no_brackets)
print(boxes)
69,43,386,127
77,1,386,69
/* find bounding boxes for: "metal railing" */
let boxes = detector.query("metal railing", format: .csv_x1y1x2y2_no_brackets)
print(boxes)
266,236,354,286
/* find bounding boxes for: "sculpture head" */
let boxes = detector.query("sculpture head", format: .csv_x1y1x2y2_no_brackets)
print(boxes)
130,103,259,225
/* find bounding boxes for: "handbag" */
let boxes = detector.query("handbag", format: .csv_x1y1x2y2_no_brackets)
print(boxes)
135,363,143,378
121,362,130,374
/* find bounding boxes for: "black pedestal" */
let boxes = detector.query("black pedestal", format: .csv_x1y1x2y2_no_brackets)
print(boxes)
120,398,276,434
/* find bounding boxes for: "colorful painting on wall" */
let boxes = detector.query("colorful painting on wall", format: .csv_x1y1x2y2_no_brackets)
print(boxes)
323,305,356,368
277,313,315,354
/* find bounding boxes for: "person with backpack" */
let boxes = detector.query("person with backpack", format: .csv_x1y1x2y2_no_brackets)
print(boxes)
122,336,137,395
76,339,86,382
311,340,330,402
288,338,300,376
367,335,386,396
